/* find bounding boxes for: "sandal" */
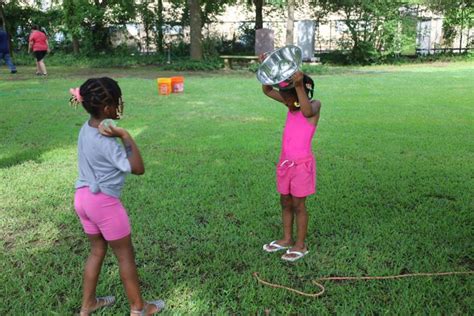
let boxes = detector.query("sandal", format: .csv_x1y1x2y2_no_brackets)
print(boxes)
263,240,291,253
281,249,309,262
80,296,115,315
131,300,165,315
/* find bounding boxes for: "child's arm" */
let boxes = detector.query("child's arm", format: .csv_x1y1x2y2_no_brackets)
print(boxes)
293,71,319,118
262,85,285,103
101,126,145,175
259,52,285,104
312,100,322,116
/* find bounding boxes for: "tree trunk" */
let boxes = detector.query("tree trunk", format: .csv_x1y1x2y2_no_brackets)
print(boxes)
157,0,164,53
91,0,109,51
188,0,202,60
459,4,464,53
254,0,263,30
72,36,80,54
0,3,5,30
286,0,295,45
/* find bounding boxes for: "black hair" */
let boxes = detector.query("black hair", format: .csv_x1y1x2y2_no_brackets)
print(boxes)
79,77,123,118
303,75,315,99
281,74,315,100
32,25,39,30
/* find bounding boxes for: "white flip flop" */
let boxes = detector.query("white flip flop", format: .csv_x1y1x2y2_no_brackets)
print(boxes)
131,299,165,315
281,249,309,262
80,296,115,315
263,240,291,253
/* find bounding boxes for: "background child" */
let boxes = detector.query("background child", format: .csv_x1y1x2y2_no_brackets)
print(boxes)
261,70,322,262
71,77,164,315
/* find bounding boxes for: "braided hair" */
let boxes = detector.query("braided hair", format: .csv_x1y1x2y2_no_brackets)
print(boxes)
302,74,315,99
280,74,315,100
79,77,123,118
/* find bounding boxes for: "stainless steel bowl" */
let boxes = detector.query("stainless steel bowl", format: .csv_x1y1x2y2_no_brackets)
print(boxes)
256,45,302,90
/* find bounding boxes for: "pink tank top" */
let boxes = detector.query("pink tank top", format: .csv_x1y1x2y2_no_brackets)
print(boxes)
280,110,316,160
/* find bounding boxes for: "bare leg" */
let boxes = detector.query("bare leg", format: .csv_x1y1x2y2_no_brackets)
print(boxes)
288,196,308,256
266,194,294,250
35,61,41,74
38,60,47,74
109,235,159,315
279,194,294,245
80,234,109,315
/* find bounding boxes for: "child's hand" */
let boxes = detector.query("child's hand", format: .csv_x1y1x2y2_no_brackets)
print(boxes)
258,52,268,63
99,124,128,138
292,71,304,88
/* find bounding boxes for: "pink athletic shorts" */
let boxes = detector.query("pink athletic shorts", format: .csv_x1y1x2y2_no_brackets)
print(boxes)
74,187,131,241
276,155,316,197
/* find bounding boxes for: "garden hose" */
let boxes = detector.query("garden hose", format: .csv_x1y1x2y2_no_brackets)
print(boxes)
253,270,474,298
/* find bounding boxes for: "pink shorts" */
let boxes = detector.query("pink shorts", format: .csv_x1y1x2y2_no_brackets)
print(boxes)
74,187,131,241
276,156,316,198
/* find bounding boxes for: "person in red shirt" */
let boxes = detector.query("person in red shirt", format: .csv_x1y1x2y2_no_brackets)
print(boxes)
28,25,49,76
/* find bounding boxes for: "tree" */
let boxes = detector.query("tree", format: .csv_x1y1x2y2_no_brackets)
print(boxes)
0,1,6,29
312,0,409,63
254,0,264,29
171,0,236,59
243,0,264,30
138,0,154,53
267,0,304,45
62,0,136,54
156,0,164,53
3,1,62,52
286,0,295,44
188,0,202,60
63,0,88,54
423,0,474,49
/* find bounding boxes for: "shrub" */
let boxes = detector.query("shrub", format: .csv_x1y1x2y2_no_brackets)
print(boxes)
10,51,223,70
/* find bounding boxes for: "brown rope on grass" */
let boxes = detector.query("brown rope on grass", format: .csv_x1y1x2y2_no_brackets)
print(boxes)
253,271,474,298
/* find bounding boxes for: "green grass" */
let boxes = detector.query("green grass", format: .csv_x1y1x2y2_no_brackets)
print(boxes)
1,62,473,314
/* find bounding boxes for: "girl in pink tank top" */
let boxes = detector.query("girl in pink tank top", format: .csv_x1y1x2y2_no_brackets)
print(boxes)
261,70,322,262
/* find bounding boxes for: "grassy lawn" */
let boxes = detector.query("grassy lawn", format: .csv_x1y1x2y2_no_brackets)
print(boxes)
0,62,473,314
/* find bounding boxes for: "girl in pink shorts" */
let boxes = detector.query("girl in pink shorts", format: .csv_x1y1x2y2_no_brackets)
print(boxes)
70,77,164,315
261,70,322,262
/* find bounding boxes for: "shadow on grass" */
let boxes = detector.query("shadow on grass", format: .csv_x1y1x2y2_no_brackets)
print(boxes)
0,174,215,315
0,149,45,169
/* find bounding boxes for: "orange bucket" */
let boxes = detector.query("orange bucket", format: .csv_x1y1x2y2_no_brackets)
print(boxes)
171,76,184,93
157,78,172,95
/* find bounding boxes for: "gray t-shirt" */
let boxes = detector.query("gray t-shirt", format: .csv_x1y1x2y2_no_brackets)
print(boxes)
75,121,131,198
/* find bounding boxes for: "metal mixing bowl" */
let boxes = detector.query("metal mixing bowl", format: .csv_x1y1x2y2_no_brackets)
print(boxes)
256,45,302,89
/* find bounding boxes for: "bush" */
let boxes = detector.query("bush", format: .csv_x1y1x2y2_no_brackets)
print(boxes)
161,58,222,71
248,61,333,76
318,50,473,65
10,51,223,70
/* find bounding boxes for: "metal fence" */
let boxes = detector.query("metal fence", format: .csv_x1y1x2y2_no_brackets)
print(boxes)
206,19,473,55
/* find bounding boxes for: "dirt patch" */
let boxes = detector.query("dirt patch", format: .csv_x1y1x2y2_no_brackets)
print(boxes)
4,66,255,81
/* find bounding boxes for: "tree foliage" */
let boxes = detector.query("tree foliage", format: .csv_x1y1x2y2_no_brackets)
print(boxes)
1,0,471,62
62,0,136,53
312,0,427,63
423,0,473,46
170,0,235,59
